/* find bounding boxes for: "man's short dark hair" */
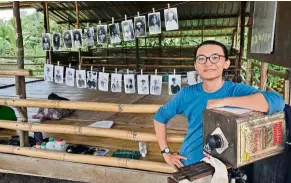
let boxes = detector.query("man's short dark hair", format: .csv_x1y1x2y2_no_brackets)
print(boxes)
194,40,229,60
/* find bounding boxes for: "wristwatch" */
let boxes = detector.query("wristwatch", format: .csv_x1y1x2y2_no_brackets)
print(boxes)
161,147,170,154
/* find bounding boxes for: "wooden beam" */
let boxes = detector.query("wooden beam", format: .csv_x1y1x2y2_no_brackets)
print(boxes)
75,1,81,67
13,1,29,147
0,98,161,113
260,62,269,90
238,1,247,82
0,153,170,183
0,120,184,143
267,69,285,78
0,69,32,76
0,145,174,174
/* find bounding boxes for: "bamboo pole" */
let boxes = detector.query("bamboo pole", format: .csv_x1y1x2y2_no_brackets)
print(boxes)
13,1,29,147
260,62,268,90
0,69,32,76
284,68,291,105
0,120,184,143
0,98,161,113
246,59,253,85
0,145,173,173
75,1,81,67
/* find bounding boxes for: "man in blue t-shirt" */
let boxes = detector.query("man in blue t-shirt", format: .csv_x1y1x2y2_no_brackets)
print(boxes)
153,40,285,169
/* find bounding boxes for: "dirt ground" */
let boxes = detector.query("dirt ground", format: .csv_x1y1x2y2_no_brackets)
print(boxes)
0,173,84,183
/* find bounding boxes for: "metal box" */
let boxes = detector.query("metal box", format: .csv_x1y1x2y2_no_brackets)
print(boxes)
203,108,286,168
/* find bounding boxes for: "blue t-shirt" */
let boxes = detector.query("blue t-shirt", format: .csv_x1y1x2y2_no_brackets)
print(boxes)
154,81,285,166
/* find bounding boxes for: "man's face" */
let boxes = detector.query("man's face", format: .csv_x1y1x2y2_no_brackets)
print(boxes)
194,44,230,80
136,22,142,30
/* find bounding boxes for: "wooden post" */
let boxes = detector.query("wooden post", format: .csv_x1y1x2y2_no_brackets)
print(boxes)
75,1,81,66
284,68,291,105
260,62,268,90
42,3,49,61
238,1,246,82
13,1,29,147
136,38,139,70
246,59,253,86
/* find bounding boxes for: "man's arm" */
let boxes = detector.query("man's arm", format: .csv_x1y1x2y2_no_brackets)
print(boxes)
153,88,187,168
207,83,285,114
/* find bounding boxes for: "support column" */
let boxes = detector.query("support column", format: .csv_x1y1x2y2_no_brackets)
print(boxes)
42,3,49,61
284,68,291,105
246,59,253,86
13,1,29,147
238,1,247,82
75,1,81,66
260,62,268,90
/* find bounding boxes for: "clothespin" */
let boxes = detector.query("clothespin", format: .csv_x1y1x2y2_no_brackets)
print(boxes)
102,67,105,72
125,15,127,21
168,3,170,10
127,69,129,75
174,69,176,75
155,69,157,75
137,12,140,17
91,66,93,72
57,61,60,66
99,20,101,25
115,68,117,74
112,17,114,24
152,8,155,13
141,69,143,75
69,63,71,68
79,65,81,70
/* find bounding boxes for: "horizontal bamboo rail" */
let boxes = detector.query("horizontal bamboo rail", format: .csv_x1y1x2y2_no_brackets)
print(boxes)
267,69,285,78
252,61,260,69
0,69,32,76
0,98,161,113
0,120,184,143
0,63,44,66
0,144,173,173
253,77,260,86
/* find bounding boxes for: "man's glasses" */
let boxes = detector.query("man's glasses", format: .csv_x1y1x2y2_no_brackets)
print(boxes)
195,54,225,64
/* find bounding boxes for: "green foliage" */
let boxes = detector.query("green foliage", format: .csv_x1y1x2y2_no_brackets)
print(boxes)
0,37,13,56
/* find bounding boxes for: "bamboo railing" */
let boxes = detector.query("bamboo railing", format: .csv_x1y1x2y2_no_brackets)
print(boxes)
0,98,161,113
0,69,32,76
0,144,173,173
0,120,184,143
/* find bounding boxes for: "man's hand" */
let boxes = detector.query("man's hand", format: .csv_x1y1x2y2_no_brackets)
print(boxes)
163,152,187,169
206,99,226,109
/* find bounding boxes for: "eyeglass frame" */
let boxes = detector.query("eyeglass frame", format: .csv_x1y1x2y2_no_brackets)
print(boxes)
194,54,226,64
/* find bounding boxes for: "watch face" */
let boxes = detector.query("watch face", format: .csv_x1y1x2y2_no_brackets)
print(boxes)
165,148,170,153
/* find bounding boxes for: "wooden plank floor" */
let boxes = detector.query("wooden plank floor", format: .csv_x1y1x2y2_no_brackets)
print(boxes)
0,79,187,163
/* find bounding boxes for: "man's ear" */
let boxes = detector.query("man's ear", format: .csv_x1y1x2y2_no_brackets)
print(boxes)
224,60,231,69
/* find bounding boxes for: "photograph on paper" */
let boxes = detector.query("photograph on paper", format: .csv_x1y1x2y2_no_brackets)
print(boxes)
148,12,161,35
137,75,149,95
109,23,121,44
134,16,147,37
87,71,98,89
76,70,87,88
111,73,122,92
44,64,54,82
52,33,61,51
164,8,179,31
42,33,51,51
73,29,83,48
168,75,181,95
124,74,136,94
54,66,64,84
98,72,109,91
63,30,73,49
122,20,135,41
150,75,162,95
65,68,75,87
97,25,108,44
85,27,95,47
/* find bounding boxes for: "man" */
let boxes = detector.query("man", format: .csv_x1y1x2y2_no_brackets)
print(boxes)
153,40,285,172
166,10,178,30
